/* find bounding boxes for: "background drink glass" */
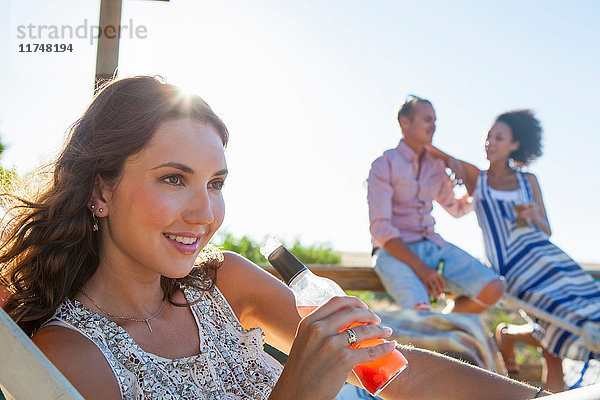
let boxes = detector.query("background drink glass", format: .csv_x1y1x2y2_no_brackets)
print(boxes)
514,204,529,227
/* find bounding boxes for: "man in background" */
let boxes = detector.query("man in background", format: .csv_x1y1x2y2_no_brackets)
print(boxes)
367,95,504,313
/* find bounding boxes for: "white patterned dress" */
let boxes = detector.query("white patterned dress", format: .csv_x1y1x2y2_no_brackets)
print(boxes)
44,284,283,399
474,171,600,361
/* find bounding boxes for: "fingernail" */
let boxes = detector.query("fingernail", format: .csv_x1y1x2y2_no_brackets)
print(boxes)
383,326,393,335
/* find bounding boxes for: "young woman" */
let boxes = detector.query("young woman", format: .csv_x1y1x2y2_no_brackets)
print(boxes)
1,77,545,399
426,109,600,393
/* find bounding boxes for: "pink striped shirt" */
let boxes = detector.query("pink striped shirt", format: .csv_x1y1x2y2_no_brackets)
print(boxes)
367,140,472,249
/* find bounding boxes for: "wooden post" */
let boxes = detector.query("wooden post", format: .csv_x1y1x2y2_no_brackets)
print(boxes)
94,0,123,92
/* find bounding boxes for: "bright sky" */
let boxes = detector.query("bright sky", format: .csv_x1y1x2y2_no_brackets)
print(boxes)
1,0,599,263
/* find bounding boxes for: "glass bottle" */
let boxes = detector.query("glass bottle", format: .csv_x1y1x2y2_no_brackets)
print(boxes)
260,238,408,395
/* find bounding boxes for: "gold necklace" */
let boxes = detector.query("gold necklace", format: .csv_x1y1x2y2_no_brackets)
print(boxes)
78,289,167,333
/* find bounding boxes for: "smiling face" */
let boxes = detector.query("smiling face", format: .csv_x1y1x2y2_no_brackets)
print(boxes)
485,121,520,163
400,102,436,148
95,119,227,279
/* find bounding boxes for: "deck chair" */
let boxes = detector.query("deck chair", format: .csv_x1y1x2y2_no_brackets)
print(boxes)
0,307,83,400
501,293,600,390
502,294,600,354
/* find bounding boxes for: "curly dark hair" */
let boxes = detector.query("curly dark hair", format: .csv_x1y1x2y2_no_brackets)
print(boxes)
1,76,228,335
495,109,543,165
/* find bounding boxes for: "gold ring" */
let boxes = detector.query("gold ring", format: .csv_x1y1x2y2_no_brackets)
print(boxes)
346,328,358,346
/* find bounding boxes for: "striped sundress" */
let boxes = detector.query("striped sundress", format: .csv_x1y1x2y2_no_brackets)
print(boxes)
474,170,600,361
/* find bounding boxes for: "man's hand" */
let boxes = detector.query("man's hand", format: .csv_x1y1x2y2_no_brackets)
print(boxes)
413,262,445,298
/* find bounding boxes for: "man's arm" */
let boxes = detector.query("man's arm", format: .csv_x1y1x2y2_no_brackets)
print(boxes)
367,158,444,298
367,156,403,249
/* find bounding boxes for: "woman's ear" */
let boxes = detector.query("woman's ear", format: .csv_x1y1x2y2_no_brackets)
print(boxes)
87,174,112,217
510,140,520,152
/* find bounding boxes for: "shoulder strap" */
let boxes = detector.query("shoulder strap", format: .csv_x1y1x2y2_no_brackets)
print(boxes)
516,171,534,203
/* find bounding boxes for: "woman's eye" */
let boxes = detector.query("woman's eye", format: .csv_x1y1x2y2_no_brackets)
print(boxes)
209,180,225,191
163,175,183,185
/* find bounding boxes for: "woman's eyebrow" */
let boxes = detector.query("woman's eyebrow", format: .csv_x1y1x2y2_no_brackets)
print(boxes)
151,162,194,174
214,169,228,177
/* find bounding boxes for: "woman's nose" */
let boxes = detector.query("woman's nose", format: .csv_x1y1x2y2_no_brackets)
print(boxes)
182,192,214,225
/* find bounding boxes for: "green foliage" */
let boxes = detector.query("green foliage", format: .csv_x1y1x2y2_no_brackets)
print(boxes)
0,135,18,191
0,167,18,190
288,239,341,265
217,233,264,264
214,233,341,265
346,290,376,307
0,135,5,158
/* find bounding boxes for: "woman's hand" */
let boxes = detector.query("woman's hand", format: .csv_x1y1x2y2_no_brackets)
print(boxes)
269,296,395,400
424,145,465,186
513,202,538,223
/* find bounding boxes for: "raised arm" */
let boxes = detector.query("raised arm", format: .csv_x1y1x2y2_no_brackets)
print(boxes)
424,145,480,196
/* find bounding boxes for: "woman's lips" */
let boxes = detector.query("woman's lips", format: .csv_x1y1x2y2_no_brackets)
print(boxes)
163,233,202,255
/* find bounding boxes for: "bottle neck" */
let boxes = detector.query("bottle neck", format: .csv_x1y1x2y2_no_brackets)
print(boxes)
267,245,307,285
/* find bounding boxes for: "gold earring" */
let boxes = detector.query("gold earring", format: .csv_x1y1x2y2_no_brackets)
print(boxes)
92,213,99,232
90,205,95,210
99,208,103,213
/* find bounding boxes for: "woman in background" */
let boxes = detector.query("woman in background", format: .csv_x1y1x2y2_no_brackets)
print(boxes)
427,109,600,392
1,77,544,399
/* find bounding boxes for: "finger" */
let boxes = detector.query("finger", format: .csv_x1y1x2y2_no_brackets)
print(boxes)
323,306,381,332
434,278,444,297
349,340,398,365
428,276,443,297
306,296,369,320
424,280,434,296
342,324,394,347
438,276,446,292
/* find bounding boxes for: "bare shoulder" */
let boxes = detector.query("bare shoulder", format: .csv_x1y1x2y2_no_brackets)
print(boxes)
218,251,269,282
216,251,290,325
32,325,121,399
523,172,542,189
217,251,279,296
523,171,538,180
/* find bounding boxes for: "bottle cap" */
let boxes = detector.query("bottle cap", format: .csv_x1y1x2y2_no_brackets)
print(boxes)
261,239,307,285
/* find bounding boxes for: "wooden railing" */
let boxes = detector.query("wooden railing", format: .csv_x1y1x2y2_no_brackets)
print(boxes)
261,264,600,292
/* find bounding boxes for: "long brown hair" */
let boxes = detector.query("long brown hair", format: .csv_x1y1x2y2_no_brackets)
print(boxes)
0,76,229,335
